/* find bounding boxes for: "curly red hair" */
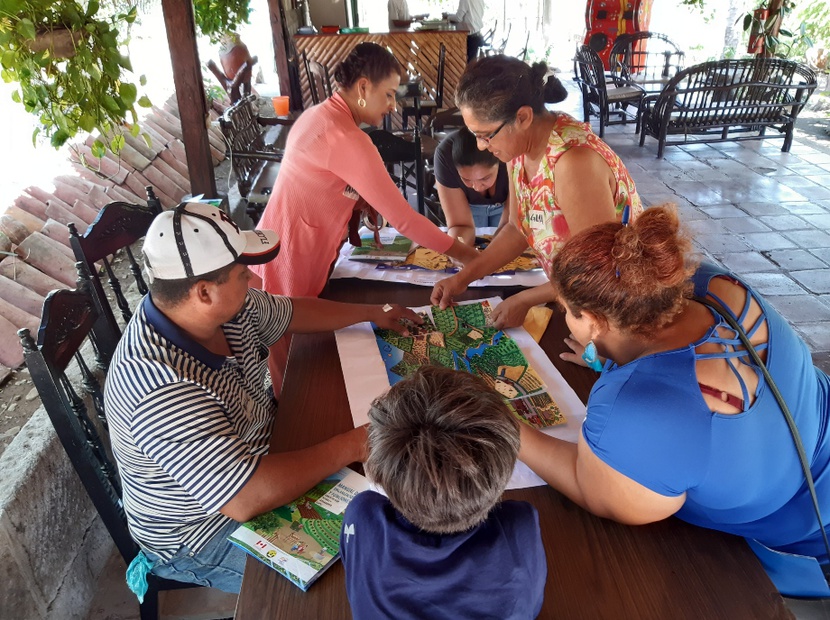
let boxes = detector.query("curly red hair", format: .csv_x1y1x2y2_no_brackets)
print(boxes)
549,205,698,335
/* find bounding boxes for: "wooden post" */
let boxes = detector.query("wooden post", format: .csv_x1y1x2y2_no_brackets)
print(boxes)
160,0,217,198
266,0,294,106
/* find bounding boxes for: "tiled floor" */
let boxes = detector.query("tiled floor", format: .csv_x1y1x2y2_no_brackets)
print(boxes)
554,85,830,373
86,87,830,618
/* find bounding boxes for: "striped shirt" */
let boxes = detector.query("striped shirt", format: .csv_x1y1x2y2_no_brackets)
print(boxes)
104,290,293,559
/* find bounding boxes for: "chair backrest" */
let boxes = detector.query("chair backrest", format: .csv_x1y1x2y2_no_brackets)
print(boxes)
574,44,608,98
18,282,138,563
434,43,446,108
69,193,160,369
609,31,685,93
309,59,333,102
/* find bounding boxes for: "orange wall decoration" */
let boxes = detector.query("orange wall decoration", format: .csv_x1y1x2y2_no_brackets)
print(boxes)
584,0,655,68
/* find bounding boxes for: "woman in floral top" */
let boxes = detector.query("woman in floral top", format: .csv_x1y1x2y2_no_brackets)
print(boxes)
431,56,642,329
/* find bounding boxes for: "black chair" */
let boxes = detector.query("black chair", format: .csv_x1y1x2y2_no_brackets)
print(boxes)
402,44,446,131
18,280,204,620
484,22,511,56
303,51,333,106
477,21,498,57
68,188,162,369
368,128,432,216
609,31,685,96
573,44,645,138
218,94,289,222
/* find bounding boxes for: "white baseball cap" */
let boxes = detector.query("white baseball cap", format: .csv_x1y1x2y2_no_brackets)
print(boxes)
143,202,280,281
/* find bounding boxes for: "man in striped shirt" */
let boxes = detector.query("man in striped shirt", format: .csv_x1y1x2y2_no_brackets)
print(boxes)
104,202,419,595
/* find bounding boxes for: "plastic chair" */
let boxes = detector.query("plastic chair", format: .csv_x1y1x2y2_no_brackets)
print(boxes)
18,281,204,620
402,44,446,131
573,44,645,138
68,188,162,369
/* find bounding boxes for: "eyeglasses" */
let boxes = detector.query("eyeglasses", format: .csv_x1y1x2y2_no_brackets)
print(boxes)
473,120,508,145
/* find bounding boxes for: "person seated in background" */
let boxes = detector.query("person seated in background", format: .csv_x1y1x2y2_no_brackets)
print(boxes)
105,202,420,595
341,366,546,619
519,205,830,598
434,127,510,246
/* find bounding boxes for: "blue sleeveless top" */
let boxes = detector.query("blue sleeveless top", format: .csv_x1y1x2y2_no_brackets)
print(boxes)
583,262,830,560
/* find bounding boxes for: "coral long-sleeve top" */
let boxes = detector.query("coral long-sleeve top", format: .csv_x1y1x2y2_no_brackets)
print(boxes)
254,93,453,297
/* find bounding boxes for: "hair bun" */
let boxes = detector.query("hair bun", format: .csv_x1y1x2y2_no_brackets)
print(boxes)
544,74,568,103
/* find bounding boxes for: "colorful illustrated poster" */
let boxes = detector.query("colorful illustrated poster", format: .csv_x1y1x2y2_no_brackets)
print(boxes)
373,301,564,428
228,468,369,591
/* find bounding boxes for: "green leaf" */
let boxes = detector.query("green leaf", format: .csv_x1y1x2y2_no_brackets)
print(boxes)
125,7,137,23
51,129,71,148
79,114,95,132
1,49,16,70
142,132,152,149
130,122,140,137
102,94,121,113
110,133,125,153
119,82,137,106
742,13,753,31
91,140,106,158
87,0,100,17
16,18,36,41
31,127,40,147
137,95,152,108
11,89,20,103
139,74,147,86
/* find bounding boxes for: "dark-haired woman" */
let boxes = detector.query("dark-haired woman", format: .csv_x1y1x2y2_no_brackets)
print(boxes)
430,56,642,329
520,205,830,597
434,128,510,245
255,42,477,390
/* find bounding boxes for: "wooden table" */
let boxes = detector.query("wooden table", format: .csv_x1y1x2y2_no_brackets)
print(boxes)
236,280,791,619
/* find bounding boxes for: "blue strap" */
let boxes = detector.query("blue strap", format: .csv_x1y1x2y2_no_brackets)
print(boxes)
126,550,154,604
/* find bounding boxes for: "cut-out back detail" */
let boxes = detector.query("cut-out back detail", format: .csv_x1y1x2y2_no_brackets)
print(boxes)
695,281,769,413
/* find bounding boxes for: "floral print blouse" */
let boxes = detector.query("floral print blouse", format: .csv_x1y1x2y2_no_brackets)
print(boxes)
511,113,642,275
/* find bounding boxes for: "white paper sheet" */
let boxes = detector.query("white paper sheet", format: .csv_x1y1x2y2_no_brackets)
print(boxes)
330,227,549,288
334,297,587,490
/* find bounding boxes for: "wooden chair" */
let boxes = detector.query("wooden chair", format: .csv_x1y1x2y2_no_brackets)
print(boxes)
573,44,645,138
18,282,204,620
368,128,433,216
609,32,685,96
218,94,290,221
402,44,446,130
68,188,162,369
303,51,333,106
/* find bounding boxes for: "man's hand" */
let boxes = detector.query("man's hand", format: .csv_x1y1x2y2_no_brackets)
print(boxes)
371,303,422,334
561,333,590,367
491,295,532,329
430,273,468,309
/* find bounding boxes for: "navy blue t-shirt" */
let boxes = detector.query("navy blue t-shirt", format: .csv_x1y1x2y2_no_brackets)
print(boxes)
340,490,546,619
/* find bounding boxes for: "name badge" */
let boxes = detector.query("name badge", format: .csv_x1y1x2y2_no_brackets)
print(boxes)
528,210,546,231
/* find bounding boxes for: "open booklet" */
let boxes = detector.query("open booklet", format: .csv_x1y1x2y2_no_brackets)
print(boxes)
228,467,371,591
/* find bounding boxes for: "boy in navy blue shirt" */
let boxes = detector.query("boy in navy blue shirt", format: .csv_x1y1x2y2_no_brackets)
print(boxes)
341,366,546,619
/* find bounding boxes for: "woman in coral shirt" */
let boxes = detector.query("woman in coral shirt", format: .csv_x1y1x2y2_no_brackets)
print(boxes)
255,42,476,392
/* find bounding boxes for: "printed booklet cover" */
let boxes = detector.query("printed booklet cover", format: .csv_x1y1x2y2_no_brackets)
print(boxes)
228,467,370,591
349,235,413,261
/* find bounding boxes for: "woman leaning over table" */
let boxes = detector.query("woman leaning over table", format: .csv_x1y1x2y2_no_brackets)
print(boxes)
254,42,477,392
430,55,642,328
434,127,510,246
521,205,830,597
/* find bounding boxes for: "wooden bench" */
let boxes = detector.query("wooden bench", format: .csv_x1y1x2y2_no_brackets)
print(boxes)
218,95,293,220
639,57,817,158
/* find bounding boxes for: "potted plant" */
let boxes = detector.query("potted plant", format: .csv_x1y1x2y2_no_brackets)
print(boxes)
0,0,151,160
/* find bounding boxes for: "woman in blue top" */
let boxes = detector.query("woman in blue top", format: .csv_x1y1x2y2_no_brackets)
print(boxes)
519,205,830,596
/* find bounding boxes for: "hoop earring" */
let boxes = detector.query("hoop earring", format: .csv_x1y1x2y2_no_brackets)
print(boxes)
357,97,366,108
582,340,604,372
